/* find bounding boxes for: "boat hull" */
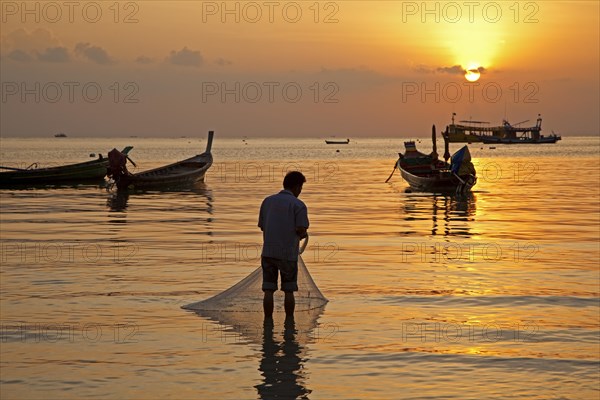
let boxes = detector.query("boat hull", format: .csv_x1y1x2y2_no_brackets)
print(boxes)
398,162,468,193
0,158,108,186
481,136,561,144
117,153,213,191
443,132,483,143
325,139,350,144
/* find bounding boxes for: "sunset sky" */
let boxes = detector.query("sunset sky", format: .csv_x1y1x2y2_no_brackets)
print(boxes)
1,1,598,137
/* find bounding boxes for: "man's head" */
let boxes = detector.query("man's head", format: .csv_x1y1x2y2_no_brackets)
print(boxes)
283,171,306,197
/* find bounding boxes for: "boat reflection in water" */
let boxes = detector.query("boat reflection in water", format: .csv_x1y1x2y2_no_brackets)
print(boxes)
105,183,214,223
401,193,477,237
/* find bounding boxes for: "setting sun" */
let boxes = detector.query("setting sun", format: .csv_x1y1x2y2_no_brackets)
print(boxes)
465,66,482,82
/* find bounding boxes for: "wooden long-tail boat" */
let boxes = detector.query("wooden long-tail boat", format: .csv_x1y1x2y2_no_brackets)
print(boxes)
387,126,476,194
0,147,133,187
114,131,214,191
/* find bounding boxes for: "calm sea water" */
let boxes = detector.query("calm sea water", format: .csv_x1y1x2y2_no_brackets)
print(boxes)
1,136,599,399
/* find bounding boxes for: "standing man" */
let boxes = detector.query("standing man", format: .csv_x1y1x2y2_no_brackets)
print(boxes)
258,171,309,320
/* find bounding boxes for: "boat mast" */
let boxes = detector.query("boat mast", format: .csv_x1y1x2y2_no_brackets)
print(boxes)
205,131,214,153
431,125,438,160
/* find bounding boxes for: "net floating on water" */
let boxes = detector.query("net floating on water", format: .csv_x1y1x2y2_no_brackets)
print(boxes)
182,256,328,313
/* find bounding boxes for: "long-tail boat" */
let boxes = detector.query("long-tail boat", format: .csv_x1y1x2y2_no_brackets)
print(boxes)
0,147,133,187
112,131,214,191
386,126,476,194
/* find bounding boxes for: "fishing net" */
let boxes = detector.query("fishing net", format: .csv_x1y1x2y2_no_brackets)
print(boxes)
182,236,328,314
181,239,328,343
182,257,327,314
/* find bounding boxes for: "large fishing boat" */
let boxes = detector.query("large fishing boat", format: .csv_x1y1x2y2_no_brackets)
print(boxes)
442,113,561,144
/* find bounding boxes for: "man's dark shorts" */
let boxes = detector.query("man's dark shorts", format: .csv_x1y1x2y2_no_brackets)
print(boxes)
261,256,298,292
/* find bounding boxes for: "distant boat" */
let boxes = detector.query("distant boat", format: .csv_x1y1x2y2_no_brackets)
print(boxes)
325,138,350,144
111,131,214,191
0,147,133,187
442,113,561,144
54,133,67,138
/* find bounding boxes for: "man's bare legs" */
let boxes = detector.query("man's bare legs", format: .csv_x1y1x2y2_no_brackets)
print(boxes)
284,292,295,316
263,291,295,318
263,290,274,319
